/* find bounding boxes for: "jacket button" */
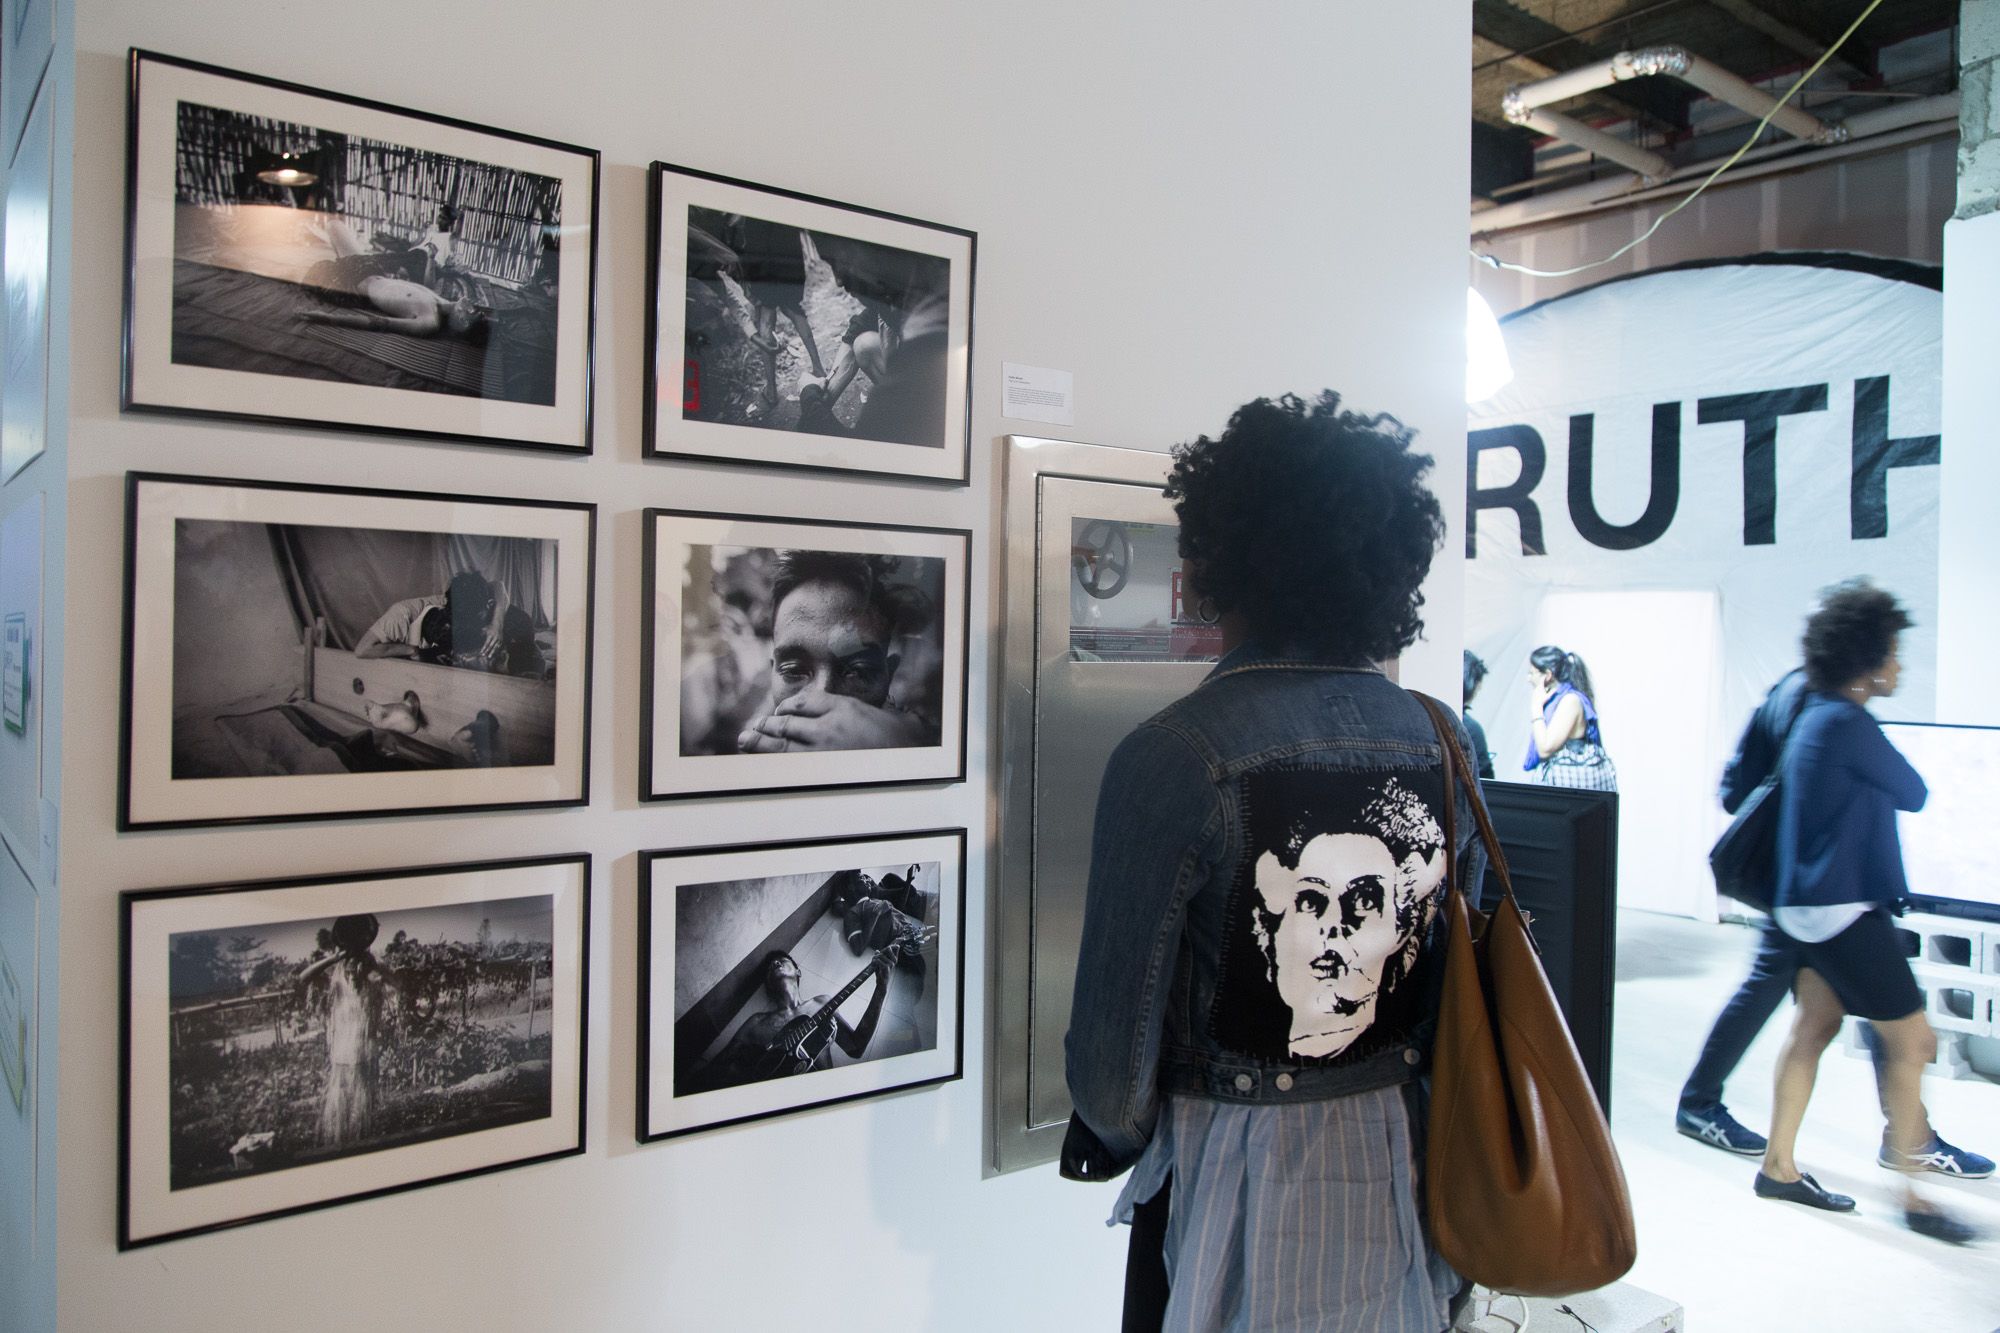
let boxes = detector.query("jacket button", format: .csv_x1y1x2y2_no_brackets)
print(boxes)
1403,1048,1421,1066
1233,1073,1254,1091
1274,1073,1294,1091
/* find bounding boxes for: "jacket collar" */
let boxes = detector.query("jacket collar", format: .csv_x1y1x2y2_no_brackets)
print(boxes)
1206,639,1384,683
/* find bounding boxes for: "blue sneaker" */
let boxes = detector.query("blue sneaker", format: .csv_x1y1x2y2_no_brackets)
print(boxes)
1880,1134,1996,1179
1905,1206,1986,1245
1677,1103,1768,1156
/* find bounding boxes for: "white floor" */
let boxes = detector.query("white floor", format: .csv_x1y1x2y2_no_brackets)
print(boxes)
1614,911,2000,1331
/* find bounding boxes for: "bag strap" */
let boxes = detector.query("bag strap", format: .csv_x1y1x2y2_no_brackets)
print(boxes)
1413,691,1516,903
1764,689,1810,787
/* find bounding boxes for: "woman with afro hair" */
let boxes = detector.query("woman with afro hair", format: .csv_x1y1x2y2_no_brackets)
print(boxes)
1063,392,1488,1329
1754,580,1983,1245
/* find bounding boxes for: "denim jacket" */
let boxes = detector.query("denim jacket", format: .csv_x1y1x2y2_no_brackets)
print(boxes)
1062,643,1487,1179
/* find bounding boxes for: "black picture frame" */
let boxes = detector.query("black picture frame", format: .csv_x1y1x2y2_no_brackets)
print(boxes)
640,507,970,800
644,161,975,484
120,471,596,830
120,852,591,1249
637,830,966,1142
122,49,600,454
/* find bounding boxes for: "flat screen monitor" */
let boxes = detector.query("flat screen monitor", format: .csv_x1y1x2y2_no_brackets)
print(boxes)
1477,782,1620,1114
1881,721,2000,920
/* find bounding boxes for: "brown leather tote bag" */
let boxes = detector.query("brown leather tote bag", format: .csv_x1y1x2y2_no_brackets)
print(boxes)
1413,692,1637,1298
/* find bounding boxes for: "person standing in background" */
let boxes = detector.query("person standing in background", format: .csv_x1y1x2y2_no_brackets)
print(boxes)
1523,644,1617,791
1462,650,1494,779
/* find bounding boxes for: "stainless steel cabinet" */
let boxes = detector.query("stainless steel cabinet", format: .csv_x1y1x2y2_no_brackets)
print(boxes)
989,436,1215,1174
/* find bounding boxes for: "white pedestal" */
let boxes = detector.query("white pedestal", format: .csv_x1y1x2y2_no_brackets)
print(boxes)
1456,1282,1684,1332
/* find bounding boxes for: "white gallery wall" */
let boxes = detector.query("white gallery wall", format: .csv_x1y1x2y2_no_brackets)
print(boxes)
1938,206,2000,726
53,2,1471,1328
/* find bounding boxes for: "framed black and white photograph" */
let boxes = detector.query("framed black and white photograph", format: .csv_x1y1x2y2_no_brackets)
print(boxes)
642,509,968,800
120,853,589,1248
644,162,973,483
121,473,595,829
639,830,963,1141
123,50,598,453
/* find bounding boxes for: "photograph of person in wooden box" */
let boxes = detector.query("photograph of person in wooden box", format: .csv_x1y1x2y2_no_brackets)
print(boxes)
170,518,557,777
122,474,593,828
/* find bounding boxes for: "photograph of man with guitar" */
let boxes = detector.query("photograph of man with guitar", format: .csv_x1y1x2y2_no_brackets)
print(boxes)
702,926,933,1089
643,833,964,1142
673,857,942,1099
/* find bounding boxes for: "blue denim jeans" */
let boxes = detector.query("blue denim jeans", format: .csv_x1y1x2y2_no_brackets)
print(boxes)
1679,921,1800,1111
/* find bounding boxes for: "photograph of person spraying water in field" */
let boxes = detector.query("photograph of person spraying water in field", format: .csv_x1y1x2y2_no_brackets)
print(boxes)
165,895,556,1190
292,914,394,1149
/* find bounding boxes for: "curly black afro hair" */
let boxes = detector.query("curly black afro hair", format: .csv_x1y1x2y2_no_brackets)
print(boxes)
1802,578,1911,692
1165,392,1444,663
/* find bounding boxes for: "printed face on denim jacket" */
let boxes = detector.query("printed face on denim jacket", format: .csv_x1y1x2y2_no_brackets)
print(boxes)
1229,771,1447,1061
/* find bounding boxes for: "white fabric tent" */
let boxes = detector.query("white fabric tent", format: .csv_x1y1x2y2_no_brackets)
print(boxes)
1466,254,1941,919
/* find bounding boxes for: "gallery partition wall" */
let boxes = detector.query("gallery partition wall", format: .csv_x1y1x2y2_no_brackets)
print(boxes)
15,3,1475,1329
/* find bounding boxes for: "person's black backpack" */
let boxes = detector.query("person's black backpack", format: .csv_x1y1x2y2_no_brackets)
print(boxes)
1709,688,1810,912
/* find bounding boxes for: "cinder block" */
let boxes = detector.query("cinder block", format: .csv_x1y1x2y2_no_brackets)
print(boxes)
1914,963,1997,1038
1901,912,1982,970
1964,0,2000,70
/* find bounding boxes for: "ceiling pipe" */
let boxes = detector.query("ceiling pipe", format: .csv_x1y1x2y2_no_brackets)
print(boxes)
1656,47,1846,145
1502,45,1847,178
1472,92,1959,238
1514,106,1673,180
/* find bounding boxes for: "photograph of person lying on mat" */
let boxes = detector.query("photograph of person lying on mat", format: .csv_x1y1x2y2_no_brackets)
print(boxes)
169,100,563,407
297,215,487,342
170,518,561,779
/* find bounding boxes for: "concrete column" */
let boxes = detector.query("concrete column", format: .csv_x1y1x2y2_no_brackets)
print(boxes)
1958,0,2000,218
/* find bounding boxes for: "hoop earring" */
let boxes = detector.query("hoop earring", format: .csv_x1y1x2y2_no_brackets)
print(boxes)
1197,596,1221,626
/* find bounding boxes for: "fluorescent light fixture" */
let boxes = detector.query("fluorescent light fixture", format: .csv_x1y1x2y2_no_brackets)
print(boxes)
1466,287,1513,404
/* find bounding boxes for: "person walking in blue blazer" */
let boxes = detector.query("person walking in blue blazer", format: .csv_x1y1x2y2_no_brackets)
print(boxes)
1752,581,1984,1245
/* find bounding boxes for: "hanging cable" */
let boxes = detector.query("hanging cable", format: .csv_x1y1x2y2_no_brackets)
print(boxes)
1473,0,1887,279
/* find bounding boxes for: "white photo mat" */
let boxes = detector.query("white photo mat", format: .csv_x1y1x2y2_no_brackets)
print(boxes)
125,476,593,826
649,166,972,481
644,511,967,798
126,54,596,451
123,856,587,1246
642,832,963,1139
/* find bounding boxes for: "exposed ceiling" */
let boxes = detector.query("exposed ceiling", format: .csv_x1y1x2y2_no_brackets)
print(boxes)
1472,0,1960,203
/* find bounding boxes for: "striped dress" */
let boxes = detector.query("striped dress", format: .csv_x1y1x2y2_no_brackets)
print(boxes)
1112,1085,1460,1332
